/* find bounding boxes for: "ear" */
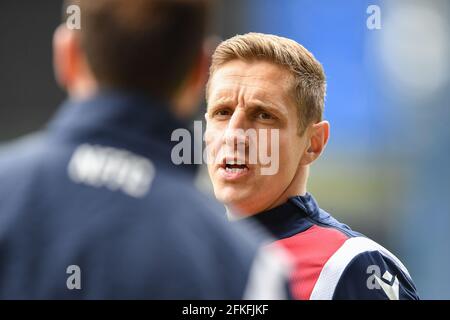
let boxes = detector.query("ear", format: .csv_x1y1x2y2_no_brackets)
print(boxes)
300,121,330,166
53,24,79,90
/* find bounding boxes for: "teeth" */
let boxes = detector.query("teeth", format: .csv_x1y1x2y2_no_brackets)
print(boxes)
225,167,247,173
226,160,245,165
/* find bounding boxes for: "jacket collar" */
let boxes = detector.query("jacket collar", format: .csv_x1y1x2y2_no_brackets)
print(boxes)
47,89,197,177
246,193,326,239
48,90,184,142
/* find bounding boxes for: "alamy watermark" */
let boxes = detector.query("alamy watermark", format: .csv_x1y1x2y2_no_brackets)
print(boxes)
171,121,280,176
366,265,400,300
66,4,81,30
367,5,381,30
66,265,81,290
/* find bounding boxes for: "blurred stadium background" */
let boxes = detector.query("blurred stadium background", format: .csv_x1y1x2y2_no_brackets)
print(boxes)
0,0,449,299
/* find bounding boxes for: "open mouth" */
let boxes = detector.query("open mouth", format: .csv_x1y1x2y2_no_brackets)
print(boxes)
224,162,249,173
219,158,250,178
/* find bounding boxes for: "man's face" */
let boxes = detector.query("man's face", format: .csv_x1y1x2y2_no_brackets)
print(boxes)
205,60,309,216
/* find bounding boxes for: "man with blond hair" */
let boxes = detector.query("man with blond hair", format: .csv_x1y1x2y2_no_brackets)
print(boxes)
205,32,419,300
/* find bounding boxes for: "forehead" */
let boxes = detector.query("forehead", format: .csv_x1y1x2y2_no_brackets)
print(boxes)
208,60,294,105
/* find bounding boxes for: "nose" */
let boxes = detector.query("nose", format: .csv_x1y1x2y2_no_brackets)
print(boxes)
223,108,249,148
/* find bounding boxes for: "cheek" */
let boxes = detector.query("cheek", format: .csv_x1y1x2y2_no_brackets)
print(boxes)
255,128,280,159
204,125,224,166
205,120,228,140
203,123,214,146
278,133,304,171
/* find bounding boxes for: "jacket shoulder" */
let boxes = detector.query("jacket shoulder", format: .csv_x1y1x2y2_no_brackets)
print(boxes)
276,224,349,300
309,236,419,300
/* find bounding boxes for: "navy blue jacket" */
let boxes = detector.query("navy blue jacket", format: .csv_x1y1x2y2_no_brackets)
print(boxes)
244,193,420,300
0,91,285,299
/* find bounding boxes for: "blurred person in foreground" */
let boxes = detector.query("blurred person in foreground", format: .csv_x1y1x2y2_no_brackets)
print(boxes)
204,33,419,300
0,1,290,299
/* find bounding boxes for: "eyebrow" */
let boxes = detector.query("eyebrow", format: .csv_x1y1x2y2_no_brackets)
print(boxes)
207,81,293,113
207,96,234,110
207,98,289,121
247,99,289,118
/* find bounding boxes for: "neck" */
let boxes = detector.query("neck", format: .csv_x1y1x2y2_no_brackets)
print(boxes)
226,166,309,219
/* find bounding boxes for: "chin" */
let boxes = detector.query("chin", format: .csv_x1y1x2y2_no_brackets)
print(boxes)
215,187,251,209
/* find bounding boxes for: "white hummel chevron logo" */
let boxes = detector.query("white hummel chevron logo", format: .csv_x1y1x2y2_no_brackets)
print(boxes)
374,271,399,300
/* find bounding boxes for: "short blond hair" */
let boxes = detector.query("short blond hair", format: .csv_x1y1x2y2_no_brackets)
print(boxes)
207,32,326,133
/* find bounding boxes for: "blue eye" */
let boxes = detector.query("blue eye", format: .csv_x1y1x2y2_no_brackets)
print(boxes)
216,110,230,116
257,112,273,120
212,108,232,119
